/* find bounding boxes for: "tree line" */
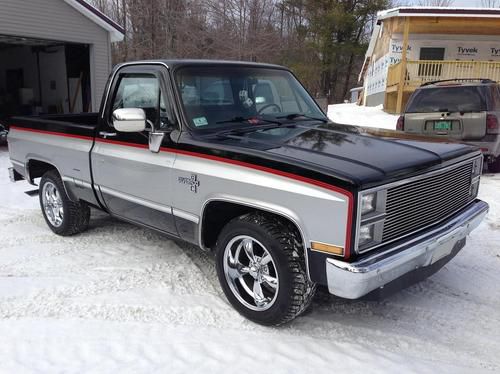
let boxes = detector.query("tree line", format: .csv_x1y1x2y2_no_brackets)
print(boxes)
91,0,390,103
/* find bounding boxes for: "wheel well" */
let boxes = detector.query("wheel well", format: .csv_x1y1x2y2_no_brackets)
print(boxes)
201,201,303,250
27,159,58,181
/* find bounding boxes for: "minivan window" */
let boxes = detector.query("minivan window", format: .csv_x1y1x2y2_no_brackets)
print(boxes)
406,86,488,113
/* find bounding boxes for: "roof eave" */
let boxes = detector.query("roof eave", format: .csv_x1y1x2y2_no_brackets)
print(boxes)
64,0,125,42
377,6,500,21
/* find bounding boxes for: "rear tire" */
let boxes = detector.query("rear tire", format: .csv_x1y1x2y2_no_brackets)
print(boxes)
39,170,90,236
215,212,316,326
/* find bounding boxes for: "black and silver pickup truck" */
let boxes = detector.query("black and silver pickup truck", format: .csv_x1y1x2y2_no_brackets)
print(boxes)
8,60,489,325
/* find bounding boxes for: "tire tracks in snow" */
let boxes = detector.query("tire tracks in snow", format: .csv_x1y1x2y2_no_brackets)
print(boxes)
0,196,499,371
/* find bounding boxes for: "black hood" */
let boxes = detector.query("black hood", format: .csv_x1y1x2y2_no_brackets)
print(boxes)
211,123,479,187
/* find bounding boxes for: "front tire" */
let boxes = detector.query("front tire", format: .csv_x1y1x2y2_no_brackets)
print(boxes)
215,212,316,326
39,170,90,236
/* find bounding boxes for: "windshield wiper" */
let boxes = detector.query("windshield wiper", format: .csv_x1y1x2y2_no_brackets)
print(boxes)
215,116,283,126
276,113,328,123
215,121,296,137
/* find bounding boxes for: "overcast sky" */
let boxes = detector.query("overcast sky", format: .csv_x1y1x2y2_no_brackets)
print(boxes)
452,0,485,5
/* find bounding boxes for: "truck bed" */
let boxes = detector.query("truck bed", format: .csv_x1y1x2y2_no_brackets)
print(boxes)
8,113,99,135
7,113,99,206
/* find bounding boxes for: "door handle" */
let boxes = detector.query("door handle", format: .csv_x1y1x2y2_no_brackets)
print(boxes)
99,131,117,138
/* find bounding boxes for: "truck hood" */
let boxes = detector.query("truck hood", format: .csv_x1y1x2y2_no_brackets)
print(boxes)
216,123,479,186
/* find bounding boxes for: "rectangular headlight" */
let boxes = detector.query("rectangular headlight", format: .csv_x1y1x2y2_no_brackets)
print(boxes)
472,157,482,178
361,192,376,215
470,180,479,197
358,224,374,247
356,189,387,253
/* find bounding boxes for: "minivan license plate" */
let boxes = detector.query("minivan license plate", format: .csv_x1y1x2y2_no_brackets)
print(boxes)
434,120,451,131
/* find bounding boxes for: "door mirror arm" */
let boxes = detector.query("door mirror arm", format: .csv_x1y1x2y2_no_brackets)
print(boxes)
111,108,167,153
149,131,165,153
147,118,175,152
144,119,155,132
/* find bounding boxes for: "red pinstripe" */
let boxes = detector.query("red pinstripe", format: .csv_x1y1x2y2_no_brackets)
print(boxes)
10,125,354,258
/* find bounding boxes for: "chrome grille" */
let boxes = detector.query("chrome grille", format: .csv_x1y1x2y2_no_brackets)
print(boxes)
382,162,474,243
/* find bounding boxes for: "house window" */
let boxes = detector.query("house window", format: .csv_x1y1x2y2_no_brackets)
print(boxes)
419,47,445,77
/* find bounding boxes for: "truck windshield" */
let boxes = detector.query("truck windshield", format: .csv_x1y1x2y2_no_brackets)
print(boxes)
174,66,326,131
406,86,488,113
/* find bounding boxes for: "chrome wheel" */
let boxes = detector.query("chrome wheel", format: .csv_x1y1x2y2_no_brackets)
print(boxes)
223,235,279,311
42,181,64,227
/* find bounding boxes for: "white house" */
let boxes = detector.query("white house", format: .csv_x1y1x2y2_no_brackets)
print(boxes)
359,7,500,113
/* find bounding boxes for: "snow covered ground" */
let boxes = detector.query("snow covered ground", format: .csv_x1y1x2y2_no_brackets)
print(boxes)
1,116,500,372
328,103,399,129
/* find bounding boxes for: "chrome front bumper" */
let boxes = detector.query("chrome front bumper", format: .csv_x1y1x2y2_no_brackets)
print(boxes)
326,199,489,299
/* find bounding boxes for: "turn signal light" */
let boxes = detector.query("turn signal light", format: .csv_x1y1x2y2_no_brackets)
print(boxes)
486,114,499,135
311,241,344,256
396,115,405,131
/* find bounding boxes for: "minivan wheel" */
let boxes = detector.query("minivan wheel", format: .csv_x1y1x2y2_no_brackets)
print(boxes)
215,212,316,326
39,170,90,236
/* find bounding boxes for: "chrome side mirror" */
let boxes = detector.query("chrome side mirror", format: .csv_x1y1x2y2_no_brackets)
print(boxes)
112,108,146,132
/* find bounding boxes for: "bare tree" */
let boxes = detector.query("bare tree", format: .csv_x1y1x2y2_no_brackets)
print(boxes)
90,0,388,103
417,0,454,6
481,0,500,7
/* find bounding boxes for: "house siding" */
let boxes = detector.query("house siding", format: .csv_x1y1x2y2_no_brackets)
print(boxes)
365,92,385,107
0,0,112,111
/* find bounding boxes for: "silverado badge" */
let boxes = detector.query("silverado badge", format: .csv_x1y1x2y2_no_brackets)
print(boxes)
178,174,200,193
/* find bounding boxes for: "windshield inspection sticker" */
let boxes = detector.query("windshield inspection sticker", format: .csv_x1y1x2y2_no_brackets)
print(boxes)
193,117,208,127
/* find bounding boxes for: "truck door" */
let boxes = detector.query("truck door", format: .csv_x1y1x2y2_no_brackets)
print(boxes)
91,64,178,234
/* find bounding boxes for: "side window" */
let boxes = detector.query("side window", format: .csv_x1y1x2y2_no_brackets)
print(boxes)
111,73,173,129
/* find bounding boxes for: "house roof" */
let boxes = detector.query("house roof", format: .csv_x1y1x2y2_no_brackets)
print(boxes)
64,0,124,42
377,6,500,22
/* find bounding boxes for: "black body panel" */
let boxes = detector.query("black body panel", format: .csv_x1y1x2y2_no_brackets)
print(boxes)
307,250,331,285
176,133,356,191
174,216,199,245
192,123,479,188
9,114,98,139
99,190,177,234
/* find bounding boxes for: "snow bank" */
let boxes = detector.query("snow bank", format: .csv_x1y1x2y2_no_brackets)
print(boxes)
327,103,399,130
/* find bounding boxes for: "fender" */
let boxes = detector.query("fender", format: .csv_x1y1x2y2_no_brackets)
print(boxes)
200,196,308,246
199,195,312,278
25,157,78,202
